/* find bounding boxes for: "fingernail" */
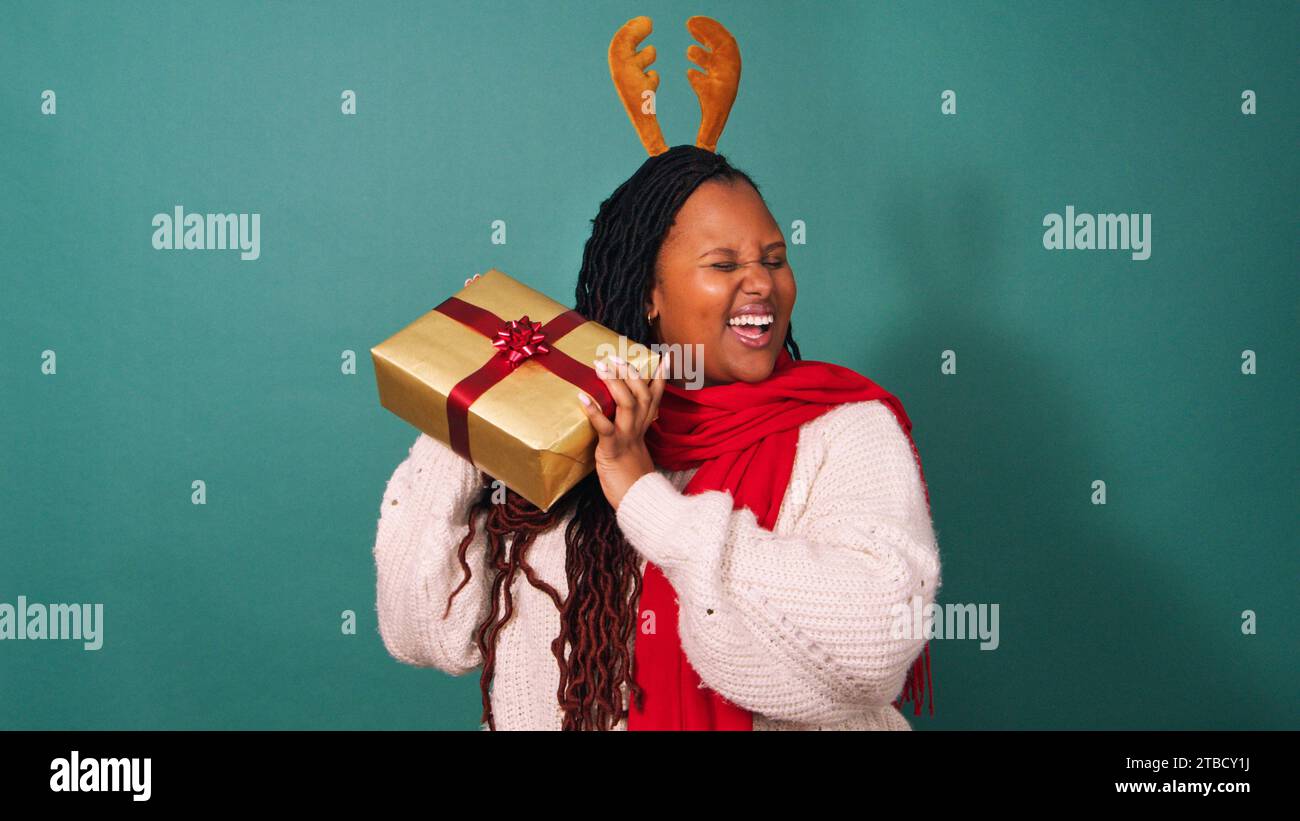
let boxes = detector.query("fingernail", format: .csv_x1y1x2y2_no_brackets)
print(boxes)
576,391,591,406
593,359,608,374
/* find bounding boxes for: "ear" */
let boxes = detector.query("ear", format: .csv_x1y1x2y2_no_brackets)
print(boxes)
644,279,663,323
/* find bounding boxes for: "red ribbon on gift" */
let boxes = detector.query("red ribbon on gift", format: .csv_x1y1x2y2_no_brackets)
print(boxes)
433,296,615,462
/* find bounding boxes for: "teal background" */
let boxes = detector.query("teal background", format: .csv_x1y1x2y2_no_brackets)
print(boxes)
1,0,1295,730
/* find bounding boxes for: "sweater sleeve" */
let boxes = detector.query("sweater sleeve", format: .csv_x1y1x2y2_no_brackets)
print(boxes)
373,432,494,675
615,400,942,725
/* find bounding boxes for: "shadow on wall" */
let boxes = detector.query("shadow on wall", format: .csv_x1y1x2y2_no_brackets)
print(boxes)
866,174,1277,729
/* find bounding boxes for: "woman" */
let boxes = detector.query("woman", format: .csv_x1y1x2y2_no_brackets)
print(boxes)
373,145,941,730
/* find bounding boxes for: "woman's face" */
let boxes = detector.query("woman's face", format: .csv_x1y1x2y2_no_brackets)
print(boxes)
647,178,795,388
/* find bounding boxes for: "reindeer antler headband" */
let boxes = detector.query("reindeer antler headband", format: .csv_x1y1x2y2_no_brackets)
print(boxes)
608,15,742,156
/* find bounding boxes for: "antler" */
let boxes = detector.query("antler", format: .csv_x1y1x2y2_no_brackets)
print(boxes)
609,16,668,157
686,16,741,153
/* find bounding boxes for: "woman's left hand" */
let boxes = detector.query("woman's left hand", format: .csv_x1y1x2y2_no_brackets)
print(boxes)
577,353,668,511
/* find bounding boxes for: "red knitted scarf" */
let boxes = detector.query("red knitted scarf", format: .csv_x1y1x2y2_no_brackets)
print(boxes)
628,347,935,729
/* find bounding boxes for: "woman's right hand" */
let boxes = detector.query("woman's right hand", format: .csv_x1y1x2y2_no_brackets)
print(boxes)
463,273,483,287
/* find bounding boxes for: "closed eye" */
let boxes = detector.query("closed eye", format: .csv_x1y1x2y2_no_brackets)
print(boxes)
710,259,786,271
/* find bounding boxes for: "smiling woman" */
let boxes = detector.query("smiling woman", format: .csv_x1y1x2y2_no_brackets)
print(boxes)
374,146,940,731
372,14,940,731
649,177,795,384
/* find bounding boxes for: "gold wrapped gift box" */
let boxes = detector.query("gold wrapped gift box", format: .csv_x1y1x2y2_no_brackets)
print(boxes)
371,268,660,511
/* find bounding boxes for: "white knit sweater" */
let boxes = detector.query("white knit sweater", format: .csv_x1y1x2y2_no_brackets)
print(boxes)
372,399,942,730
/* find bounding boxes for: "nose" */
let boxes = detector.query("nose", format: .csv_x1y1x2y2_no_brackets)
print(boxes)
738,259,774,295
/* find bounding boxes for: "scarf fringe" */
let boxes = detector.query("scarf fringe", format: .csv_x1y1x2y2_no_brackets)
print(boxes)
891,641,934,717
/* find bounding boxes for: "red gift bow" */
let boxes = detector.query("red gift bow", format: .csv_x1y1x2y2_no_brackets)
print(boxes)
433,296,615,462
493,315,550,367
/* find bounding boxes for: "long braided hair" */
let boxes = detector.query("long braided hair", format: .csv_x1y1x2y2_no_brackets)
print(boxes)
448,145,802,730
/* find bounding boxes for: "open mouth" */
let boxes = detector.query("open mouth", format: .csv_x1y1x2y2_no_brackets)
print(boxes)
726,314,774,348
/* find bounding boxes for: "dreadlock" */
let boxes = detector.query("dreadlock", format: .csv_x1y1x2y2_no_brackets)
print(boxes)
447,144,802,730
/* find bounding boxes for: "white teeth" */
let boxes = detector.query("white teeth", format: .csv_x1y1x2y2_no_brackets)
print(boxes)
727,314,773,326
